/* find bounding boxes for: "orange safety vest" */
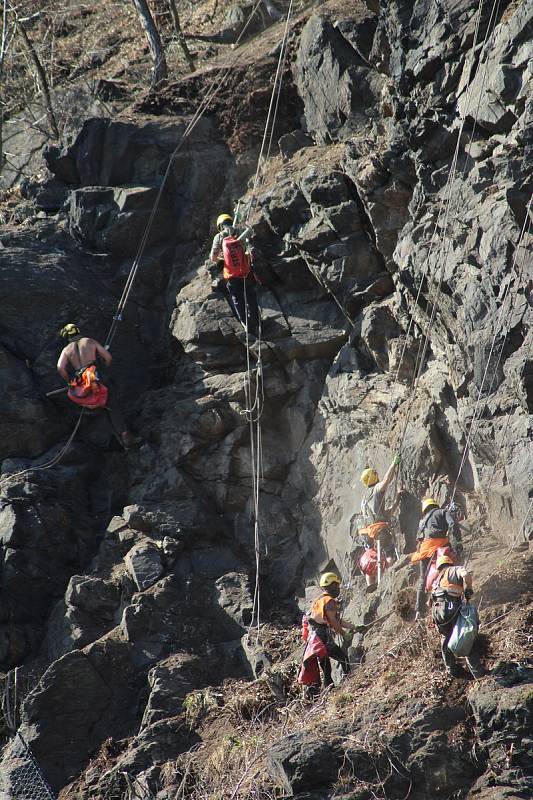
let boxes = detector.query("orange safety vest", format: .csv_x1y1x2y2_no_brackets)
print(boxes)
68,365,108,409
411,536,449,563
309,594,336,626
360,521,389,540
433,567,464,598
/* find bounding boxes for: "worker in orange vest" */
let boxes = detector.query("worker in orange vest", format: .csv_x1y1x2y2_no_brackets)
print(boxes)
57,323,139,449
307,572,356,687
210,212,260,339
411,497,463,619
358,455,401,590
431,553,486,678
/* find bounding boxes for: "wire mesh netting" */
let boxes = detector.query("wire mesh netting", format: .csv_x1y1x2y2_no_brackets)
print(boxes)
0,732,56,800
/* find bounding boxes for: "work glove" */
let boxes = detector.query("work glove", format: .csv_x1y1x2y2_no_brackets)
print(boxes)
464,588,473,600
393,454,402,466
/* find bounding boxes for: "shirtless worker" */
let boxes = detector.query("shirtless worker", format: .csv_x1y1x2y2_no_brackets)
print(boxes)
57,323,139,449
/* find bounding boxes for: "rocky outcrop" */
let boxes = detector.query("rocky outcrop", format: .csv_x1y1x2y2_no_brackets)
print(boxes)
0,0,532,797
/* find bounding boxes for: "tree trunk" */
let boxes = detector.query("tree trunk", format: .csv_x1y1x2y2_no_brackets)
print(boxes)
167,0,195,71
130,0,168,88
0,0,9,172
16,19,59,140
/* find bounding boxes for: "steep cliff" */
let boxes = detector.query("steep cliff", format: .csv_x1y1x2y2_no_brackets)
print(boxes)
0,1,531,798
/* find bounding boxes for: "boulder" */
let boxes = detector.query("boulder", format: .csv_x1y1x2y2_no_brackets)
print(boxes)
294,16,383,144
267,733,342,795
66,575,119,617
124,541,164,592
141,653,203,728
278,130,314,160
213,572,254,638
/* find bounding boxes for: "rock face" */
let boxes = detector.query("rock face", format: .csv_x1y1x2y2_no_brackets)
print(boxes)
0,0,532,797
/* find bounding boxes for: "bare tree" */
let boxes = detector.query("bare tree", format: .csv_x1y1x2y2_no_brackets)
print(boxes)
167,0,194,71
0,0,9,169
130,0,168,88
14,12,59,140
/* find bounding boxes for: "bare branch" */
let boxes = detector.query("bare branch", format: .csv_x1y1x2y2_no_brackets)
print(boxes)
167,0,194,71
130,0,168,88
13,13,59,139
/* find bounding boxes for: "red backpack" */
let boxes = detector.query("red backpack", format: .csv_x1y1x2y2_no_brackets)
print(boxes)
222,236,250,279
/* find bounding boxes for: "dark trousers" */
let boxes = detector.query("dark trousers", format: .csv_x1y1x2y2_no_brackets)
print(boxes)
434,601,484,677
321,642,350,686
224,277,260,337
311,623,350,687
416,558,430,614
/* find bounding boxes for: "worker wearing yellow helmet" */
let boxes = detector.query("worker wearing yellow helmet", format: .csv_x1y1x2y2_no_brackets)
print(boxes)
411,495,463,619
305,571,357,690
209,211,260,340
358,455,402,590
431,554,486,678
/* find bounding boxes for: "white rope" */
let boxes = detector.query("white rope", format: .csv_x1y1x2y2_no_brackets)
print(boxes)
0,1,270,483
450,196,532,505
243,1,294,640
0,409,85,491
242,0,294,227
393,0,504,458
105,0,266,347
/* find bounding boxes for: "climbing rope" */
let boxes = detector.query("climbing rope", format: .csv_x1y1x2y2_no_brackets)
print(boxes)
242,0,294,226
241,1,294,639
0,0,271,489
0,409,85,491
449,197,533,507
105,0,266,348
391,0,506,462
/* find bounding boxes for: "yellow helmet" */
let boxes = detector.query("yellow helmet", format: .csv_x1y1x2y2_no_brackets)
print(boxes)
360,468,379,488
319,572,341,588
216,213,233,230
422,497,439,514
60,323,80,339
436,553,455,570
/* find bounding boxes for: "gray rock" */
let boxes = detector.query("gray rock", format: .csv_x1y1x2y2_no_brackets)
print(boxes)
278,130,314,160
214,572,254,637
141,653,202,728
15,650,112,791
124,541,164,592
65,575,119,617
267,733,342,795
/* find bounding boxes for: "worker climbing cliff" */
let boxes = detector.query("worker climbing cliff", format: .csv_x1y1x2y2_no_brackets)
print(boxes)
0,0,531,798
